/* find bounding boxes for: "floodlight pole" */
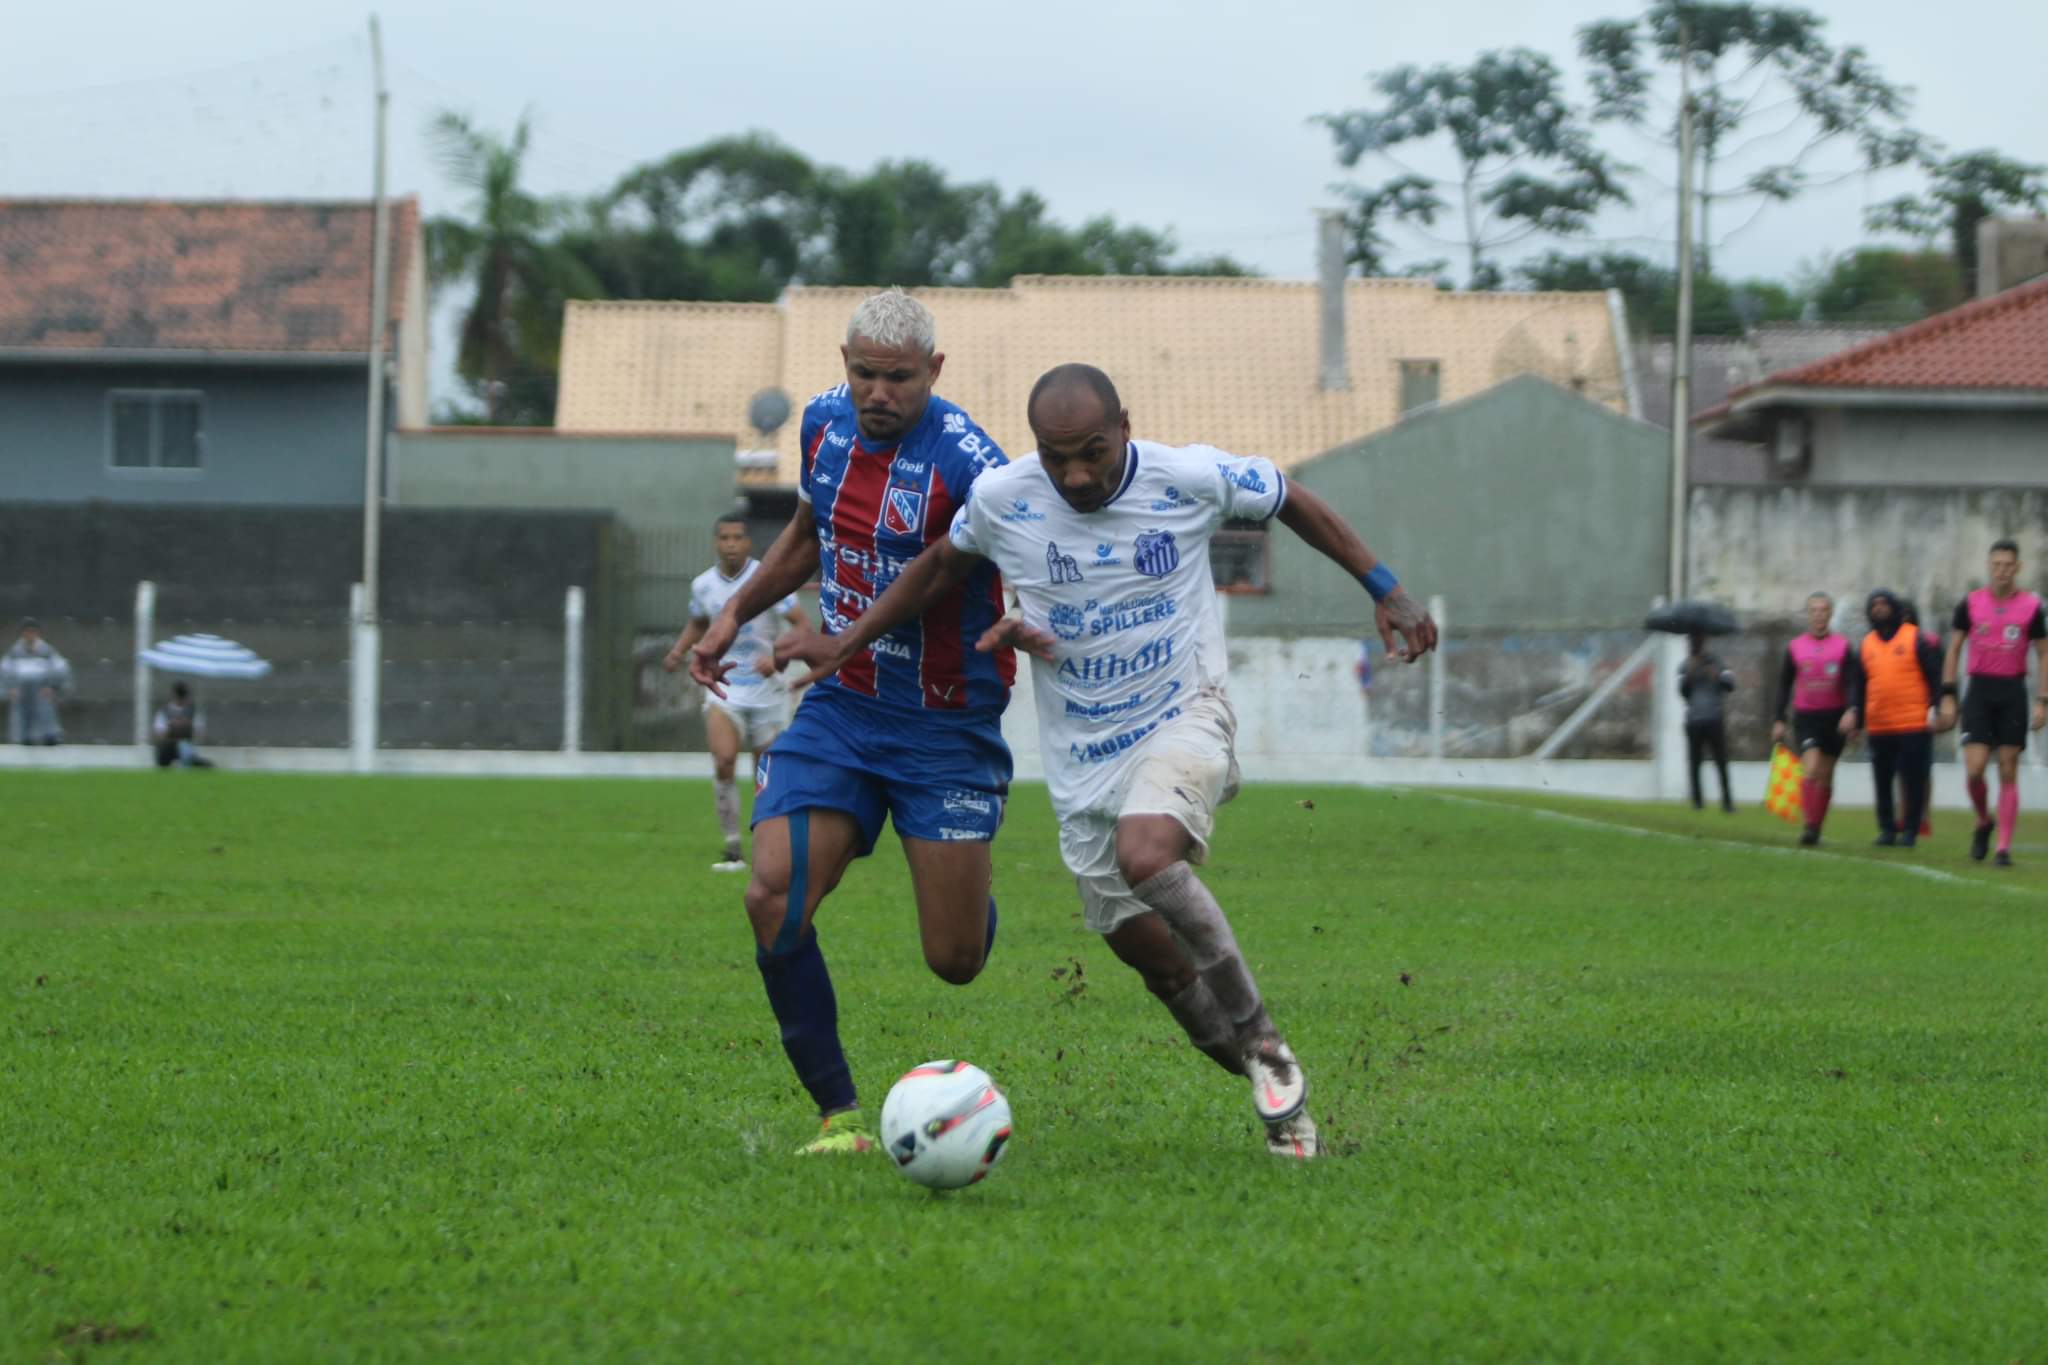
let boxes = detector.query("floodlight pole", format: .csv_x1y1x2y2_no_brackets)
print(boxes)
353,14,391,771
1667,20,1695,602
363,14,391,623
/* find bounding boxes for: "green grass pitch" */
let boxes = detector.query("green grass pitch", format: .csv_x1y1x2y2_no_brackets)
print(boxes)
3,772,2045,1362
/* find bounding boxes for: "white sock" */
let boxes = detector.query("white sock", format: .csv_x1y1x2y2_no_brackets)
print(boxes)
714,778,740,854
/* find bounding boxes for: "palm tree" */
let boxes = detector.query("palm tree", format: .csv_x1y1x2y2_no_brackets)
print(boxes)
425,110,602,424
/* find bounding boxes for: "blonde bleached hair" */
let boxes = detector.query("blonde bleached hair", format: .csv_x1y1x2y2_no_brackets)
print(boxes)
846,288,936,355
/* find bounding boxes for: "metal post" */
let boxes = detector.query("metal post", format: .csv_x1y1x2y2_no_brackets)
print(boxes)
132,580,156,749
1667,22,1696,601
1653,632,1688,801
349,583,379,772
361,16,391,632
563,586,585,754
1645,596,1686,800
1427,594,1446,760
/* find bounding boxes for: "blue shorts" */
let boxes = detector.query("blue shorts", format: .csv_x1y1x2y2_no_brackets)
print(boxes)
751,685,1012,855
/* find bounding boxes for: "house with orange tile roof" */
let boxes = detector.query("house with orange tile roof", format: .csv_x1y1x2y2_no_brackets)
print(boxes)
0,198,425,505
1694,276,2048,485
555,274,1634,486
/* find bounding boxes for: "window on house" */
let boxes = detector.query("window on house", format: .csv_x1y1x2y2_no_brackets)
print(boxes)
108,391,205,470
1212,519,1270,594
1398,360,1440,416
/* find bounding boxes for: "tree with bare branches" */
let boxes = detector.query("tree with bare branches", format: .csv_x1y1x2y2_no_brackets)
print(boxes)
1318,48,1630,288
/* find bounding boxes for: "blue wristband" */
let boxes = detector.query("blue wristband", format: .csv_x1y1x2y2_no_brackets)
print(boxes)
1360,565,1399,602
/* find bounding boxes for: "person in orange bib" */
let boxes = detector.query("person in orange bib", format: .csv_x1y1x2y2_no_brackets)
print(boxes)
1842,589,1942,848
1895,598,1937,839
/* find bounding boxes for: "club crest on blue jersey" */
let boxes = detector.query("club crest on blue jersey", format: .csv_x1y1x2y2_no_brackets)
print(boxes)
883,486,926,536
1134,530,1179,578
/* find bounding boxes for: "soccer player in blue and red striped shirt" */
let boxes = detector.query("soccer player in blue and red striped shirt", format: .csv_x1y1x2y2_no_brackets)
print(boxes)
691,289,1014,1154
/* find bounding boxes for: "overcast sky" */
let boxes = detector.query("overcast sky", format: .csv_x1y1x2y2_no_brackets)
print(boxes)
4,0,2043,407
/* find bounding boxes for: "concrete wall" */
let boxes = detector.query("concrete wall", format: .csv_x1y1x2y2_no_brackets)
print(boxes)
1688,484,2048,616
395,231,431,429
992,622,1652,773
0,362,369,504
1808,408,2048,486
0,502,623,750
391,429,735,532
1227,376,1670,635
391,428,741,634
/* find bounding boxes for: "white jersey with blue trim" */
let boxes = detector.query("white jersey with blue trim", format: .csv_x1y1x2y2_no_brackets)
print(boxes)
949,439,1287,816
689,559,800,707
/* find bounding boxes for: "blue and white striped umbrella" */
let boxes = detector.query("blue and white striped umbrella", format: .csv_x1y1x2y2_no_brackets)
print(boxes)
139,633,273,680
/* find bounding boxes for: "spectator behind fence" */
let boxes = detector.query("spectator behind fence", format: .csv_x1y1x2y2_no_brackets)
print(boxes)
2,617,71,745
1679,630,1736,812
152,682,214,769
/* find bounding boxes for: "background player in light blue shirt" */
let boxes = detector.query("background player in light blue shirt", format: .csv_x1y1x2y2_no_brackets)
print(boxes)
663,513,808,870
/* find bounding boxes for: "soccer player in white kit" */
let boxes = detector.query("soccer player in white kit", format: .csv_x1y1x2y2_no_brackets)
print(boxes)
665,514,809,870
795,364,1438,1158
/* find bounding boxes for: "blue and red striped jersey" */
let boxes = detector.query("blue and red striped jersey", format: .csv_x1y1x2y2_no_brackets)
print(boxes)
799,385,1015,716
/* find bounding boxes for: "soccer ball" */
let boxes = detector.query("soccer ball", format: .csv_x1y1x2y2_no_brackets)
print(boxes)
879,1060,1013,1190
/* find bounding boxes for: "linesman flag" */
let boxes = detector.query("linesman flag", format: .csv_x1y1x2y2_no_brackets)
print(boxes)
1763,744,1804,823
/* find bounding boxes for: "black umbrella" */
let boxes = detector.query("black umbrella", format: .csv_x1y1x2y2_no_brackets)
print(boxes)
1645,599,1739,636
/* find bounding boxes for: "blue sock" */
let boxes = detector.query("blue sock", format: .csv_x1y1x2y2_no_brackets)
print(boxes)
985,896,999,959
756,932,855,1116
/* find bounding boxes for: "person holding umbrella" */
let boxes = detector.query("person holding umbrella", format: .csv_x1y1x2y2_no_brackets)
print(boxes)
1679,631,1738,812
152,682,214,769
137,634,271,767
1648,600,1740,813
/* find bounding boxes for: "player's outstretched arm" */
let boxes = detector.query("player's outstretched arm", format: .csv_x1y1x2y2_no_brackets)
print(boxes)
786,540,985,689
1274,484,1438,662
691,505,820,695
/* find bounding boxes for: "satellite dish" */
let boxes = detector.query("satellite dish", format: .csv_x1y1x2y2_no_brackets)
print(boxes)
747,387,793,438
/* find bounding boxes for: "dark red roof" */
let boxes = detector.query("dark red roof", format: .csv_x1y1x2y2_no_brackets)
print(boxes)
1731,275,2048,398
0,197,418,354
